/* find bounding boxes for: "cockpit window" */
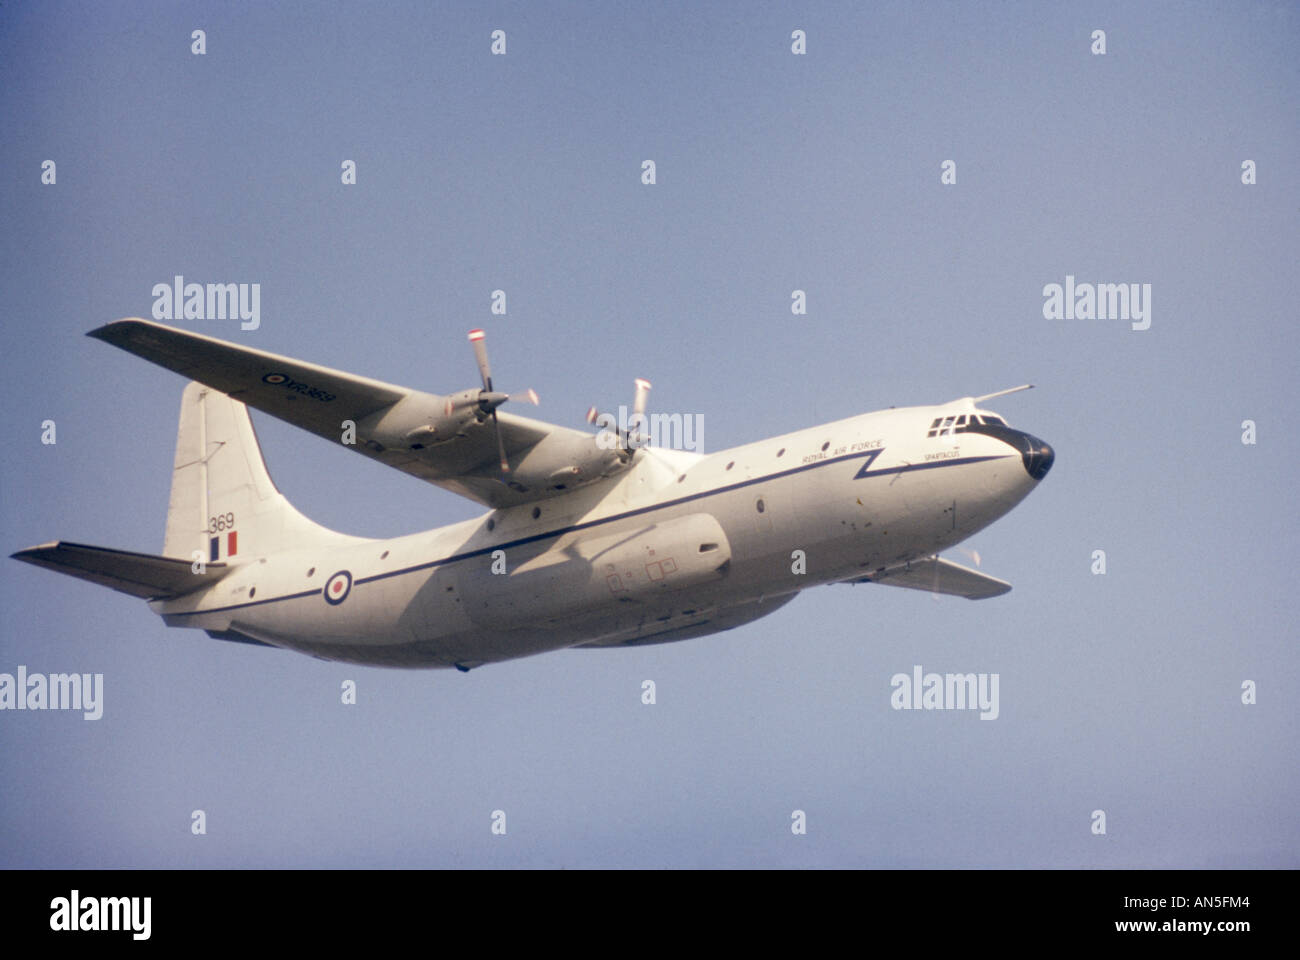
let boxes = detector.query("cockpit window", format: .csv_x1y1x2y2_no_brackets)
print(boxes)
928,412,1009,437
927,415,960,438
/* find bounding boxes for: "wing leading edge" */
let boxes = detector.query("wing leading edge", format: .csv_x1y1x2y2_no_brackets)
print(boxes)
88,318,614,508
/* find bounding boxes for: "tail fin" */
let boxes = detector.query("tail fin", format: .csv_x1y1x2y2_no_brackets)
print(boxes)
165,381,365,562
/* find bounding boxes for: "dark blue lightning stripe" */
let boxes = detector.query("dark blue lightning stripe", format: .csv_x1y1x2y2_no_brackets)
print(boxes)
167,449,1014,618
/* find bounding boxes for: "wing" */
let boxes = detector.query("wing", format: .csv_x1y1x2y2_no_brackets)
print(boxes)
843,555,1011,599
88,318,625,508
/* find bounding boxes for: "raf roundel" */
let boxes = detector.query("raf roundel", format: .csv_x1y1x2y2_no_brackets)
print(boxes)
323,570,352,605
263,373,288,385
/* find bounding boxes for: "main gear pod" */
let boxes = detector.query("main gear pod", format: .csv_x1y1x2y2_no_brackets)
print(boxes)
458,512,732,627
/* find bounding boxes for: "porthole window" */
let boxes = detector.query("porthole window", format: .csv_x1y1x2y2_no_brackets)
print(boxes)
678,474,686,483
776,448,785,457
380,550,389,559
756,498,766,514
487,518,495,531
726,461,734,471
307,567,315,577
821,441,829,451
249,587,256,598
532,506,541,520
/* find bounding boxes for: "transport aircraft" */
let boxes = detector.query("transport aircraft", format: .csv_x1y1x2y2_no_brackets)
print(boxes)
13,319,1053,671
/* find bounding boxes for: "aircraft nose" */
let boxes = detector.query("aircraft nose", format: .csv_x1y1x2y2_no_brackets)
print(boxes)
1021,434,1054,480
963,419,1054,480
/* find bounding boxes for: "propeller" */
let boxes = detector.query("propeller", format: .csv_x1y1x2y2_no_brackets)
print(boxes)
461,329,539,474
587,377,652,449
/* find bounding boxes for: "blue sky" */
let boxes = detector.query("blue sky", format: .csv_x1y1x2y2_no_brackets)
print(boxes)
2,0,1296,867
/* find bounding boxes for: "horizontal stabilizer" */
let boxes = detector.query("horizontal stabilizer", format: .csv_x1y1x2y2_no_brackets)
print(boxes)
846,555,1011,600
11,541,230,600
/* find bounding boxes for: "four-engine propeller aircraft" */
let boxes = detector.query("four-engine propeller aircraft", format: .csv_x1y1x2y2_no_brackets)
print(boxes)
12,319,1054,671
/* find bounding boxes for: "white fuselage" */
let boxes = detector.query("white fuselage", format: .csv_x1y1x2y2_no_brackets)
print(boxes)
153,401,1048,669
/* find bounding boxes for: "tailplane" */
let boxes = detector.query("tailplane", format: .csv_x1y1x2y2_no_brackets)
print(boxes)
12,383,365,601
11,541,229,600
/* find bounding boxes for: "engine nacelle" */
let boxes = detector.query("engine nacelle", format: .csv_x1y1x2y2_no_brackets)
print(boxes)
361,390,479,451
508,429,631,492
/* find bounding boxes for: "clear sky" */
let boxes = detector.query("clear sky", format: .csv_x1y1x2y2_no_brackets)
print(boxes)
2,1,1296,868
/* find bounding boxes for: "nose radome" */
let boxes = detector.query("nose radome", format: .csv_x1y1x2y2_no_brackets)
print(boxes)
1022,434,1054,480
958,419,1054,481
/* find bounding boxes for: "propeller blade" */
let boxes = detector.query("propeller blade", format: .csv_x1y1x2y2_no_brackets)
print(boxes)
627,378,652,446
468,329,493,392
492,409,509,473
632,378,652,420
